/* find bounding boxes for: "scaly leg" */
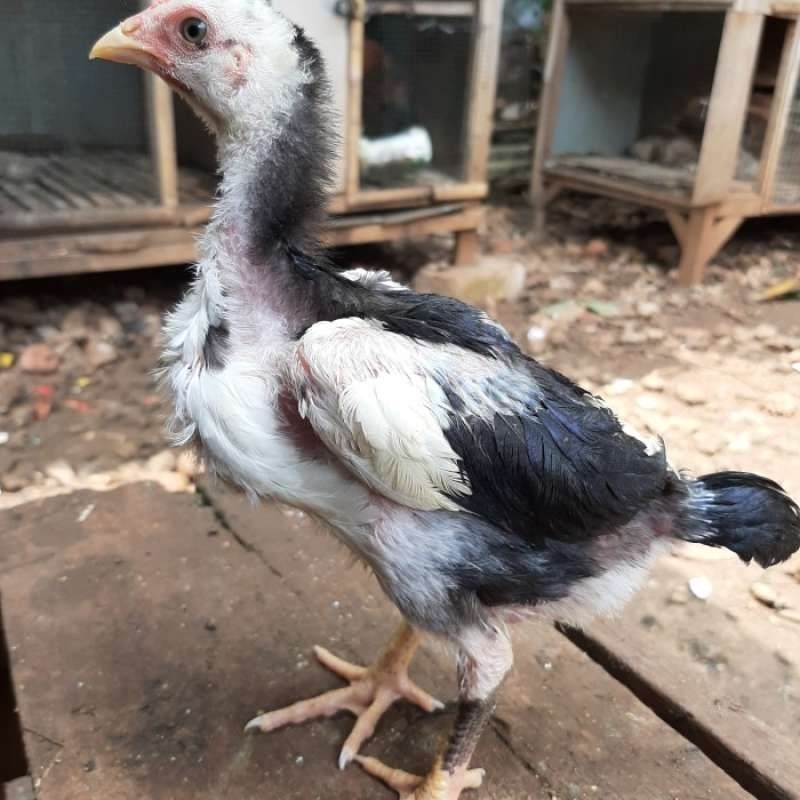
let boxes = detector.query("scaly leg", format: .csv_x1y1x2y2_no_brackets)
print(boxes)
245,622,443,768
357,626,513,799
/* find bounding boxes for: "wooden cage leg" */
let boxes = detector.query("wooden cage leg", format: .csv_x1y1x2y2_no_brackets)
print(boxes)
453,229,480,267
533,201,547,235
532,182,564,236
675,208,744,286
676,208,716,286
664,210,688,250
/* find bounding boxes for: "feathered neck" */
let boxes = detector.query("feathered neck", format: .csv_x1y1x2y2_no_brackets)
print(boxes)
213,27,334,261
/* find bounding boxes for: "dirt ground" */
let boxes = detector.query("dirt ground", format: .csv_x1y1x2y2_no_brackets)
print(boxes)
1,193,799,633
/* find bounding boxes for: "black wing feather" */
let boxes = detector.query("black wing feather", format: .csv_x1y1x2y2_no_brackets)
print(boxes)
287,246,669,543
443,364,669,542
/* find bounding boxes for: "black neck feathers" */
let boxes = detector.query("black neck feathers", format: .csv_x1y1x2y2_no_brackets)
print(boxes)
246,25,335,258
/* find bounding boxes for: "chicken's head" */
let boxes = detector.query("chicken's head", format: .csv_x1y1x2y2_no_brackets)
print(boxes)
90,0,314,135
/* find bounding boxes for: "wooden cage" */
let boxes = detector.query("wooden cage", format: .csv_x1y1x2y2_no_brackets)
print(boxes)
0,0,502,281
531,0,800,284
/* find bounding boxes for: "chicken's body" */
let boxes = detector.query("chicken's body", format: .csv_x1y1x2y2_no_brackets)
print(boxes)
162,248,671,633
91,3,800,796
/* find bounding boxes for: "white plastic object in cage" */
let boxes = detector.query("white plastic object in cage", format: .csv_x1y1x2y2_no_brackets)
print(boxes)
359,126,433,169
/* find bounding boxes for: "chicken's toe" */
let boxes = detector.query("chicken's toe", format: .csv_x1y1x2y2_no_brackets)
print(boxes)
355,755,484,799
246,624,442,766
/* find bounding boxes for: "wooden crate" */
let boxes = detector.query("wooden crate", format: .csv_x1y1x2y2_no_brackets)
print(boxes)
0,0,502,281
531,0,800,285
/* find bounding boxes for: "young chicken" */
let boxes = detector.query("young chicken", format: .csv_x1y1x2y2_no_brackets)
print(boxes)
91,4,800,798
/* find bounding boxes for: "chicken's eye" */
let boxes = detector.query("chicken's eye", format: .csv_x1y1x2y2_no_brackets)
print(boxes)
181,17,208,47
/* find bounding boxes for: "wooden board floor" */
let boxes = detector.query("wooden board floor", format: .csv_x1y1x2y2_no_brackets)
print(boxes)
570,558,800,799
547,155,696,196
0,151,214,232
0,483,768,800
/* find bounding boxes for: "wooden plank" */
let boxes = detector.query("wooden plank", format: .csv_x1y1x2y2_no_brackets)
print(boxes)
201,483,754,800
531,0,569,229
665,210,689,248
431,181,488,202
675,209,744,286
323,205,484,247
0,159,50,213
367,0,476,15
144,73,179,207
325,203,464,229
762,201,800,213
0,486,545,800
704,214,745,261
0,206,180,236
564,559,800,799
453,228,479,265
677,206,717,285
89,153,152,191
351,183,486,209
4,158,70,215
46,157,128,208
0,182,43,213
350,186,432,209
544,167,694,210
345,0,366,203
494,627,752,800
327,194,349,215
35,166,94,210
771,3,800,14
0,186,21,214
464,0,503,183
757,20,800,203
718,191,767,216
81,154,156,202
177,173,215,204
56,157,142,207
566,0,734,6
553,154,696,192
0,226,202,279
176,204,214,227
0,206,479,280
693,11,765,205
28,177,71,212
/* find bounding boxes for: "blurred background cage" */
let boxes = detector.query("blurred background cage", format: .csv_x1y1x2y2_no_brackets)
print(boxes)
0,0,502,281
531,0,800,284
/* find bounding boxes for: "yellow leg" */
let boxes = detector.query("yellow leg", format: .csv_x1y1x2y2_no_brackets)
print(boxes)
356,755,485,800
355,626,512,799
245,622,443,769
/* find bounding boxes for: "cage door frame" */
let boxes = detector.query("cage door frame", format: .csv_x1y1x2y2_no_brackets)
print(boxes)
692,10,765,205
344,0,501,211
757,17,800,210
139,0,179,210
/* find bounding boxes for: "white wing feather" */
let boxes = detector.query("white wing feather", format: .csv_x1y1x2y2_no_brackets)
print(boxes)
290,318,472,511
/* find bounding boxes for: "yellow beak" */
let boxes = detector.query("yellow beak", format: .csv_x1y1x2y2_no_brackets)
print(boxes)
89,22,159,71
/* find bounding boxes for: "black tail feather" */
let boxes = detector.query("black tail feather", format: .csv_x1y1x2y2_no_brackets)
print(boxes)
679,471,800,568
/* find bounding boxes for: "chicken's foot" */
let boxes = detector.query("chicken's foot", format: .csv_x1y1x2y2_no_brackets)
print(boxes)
356,756,485,800
244,622,443,768
355,625,512,799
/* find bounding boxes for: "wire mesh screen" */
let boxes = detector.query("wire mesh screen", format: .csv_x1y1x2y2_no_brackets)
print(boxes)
773,75,800,204
360,11,473,188
0,0,146,152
